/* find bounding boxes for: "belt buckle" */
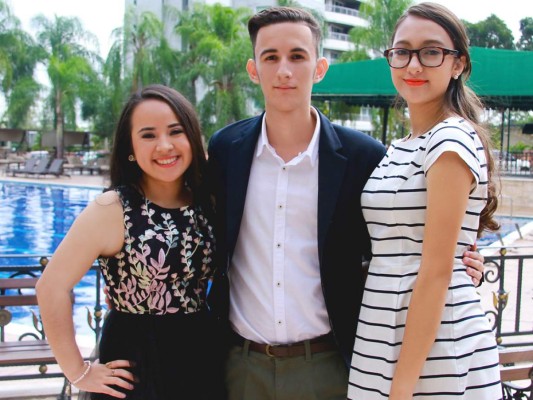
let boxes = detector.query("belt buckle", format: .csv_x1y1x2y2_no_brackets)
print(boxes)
265,344,275,357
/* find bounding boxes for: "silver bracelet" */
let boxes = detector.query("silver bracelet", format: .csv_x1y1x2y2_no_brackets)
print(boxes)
70,360,91,385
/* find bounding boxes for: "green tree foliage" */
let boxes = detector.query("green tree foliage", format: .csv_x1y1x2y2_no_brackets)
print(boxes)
33,14,100,159
277,0,327,55
175,3,255,138
464,14,514,49
340,0,412,63
0,0,41,128
510,141,532,152
335,0,411,143
90,27,130,140
517,17,533,50
122,7,179,93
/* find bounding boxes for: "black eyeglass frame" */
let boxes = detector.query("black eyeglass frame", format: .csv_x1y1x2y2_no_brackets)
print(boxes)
383,46,460,69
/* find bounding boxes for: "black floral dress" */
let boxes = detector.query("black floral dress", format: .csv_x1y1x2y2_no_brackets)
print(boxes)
94,186,225,400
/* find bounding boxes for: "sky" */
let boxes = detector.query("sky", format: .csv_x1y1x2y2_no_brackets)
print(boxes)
8,0,530,58
9,0,126,57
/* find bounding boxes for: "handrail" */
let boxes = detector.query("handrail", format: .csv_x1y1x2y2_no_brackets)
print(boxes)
0,255,104,343
1,249,532,348
325,3,360,17
483,247,533,347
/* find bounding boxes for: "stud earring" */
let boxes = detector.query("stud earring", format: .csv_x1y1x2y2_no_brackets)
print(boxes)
128,155,136,162
454,74,460,80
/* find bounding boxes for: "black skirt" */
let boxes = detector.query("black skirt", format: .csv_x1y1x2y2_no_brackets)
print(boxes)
92,309,227,400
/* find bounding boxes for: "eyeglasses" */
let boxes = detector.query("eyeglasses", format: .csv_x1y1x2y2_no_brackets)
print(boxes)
383,46,460,69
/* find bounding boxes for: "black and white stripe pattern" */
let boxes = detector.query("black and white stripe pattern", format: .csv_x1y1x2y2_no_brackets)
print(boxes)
348,118,502,399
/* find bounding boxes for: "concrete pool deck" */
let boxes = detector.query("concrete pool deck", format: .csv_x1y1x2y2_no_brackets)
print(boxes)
1,173,532,399
0,172,109,189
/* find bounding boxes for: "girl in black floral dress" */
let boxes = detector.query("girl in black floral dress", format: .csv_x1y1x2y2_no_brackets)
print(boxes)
37,85,226,399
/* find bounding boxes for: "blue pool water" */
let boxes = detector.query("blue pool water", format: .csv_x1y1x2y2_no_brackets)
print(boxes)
478,216,533,246
0,180,104,340
0,181,102,259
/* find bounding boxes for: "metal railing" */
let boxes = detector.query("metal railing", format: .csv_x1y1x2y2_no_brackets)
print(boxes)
327,31,350,42
480,246,533,400
1,250,532,397
494,150,532,177
2,250,531,347
0,254,104,344
325,3,360,17
482,246,533,347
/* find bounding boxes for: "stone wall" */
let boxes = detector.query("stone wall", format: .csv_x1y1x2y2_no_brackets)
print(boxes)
497,177,533,217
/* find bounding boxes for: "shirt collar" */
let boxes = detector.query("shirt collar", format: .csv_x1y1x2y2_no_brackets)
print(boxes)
256,107,321,166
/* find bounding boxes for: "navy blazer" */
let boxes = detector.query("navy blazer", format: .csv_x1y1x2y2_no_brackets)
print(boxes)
207,110,386,361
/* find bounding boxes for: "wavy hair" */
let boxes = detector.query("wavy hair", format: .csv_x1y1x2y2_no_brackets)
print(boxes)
392,2,499,236
108,84,210,209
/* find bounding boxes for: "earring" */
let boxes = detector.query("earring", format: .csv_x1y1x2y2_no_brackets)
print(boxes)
128,155,136,162
454,74,460,80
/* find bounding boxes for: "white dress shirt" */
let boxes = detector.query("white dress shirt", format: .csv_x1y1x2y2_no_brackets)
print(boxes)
229,108,331,344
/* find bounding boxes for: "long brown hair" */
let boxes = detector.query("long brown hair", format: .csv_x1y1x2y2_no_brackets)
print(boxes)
109,84,210,209
392,2,499,236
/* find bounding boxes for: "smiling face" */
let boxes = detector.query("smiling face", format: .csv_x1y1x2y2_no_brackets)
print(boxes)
390,15,465,108
130,99,192,188
246,22,328,114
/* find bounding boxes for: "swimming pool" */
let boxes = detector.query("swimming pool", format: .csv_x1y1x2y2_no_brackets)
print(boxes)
0,181,102,260
478,216,533,247
0,180,103,340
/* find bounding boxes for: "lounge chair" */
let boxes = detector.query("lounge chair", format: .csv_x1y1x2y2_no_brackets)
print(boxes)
63,155,85,175
84,158,102,175
30,158,67,178
24,157,50,176
8,158,38,176
48,158,66,177
96,157,110,175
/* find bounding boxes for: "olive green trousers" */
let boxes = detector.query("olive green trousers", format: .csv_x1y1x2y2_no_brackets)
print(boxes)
225,341,348,400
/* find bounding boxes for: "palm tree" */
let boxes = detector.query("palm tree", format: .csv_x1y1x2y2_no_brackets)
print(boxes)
33,14,99,159
122,6,178,93
0,0,41,129
175,3,254,137
340,0,412,62
90,27,129,141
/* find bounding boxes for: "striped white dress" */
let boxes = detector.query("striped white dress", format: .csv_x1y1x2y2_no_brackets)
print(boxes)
348,117,502,399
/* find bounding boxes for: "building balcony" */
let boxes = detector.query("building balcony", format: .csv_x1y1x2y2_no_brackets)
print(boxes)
325,3,360,17
323,34,354,52
324,4,368,27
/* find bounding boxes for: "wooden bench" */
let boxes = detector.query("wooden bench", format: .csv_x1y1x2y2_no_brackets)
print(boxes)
0,277,72,399
499,346,533,399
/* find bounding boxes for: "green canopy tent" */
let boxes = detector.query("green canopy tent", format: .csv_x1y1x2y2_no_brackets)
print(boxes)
312,47,533,145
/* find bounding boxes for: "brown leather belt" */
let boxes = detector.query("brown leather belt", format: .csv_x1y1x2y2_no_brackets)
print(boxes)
231,332,337,358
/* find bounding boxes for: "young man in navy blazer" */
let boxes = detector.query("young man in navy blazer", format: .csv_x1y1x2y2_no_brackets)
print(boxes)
207,7,484,399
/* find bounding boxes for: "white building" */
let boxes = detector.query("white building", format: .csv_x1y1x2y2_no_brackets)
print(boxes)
125,0,372,133
125,0,368,63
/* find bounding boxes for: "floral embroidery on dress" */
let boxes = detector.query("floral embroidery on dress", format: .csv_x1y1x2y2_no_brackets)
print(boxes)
99,186,215,315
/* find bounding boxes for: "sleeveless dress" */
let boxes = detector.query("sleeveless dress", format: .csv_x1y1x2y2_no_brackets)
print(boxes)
94,186,226,400
348,118,502,399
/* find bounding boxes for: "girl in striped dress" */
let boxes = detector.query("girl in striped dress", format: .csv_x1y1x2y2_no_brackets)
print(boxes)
348,3,502,399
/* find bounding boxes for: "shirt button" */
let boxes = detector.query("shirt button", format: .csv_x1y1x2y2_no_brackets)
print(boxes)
278,204,283,209
276,243,281,248
278,321,282,325
282,167,286,171
276,282,281,287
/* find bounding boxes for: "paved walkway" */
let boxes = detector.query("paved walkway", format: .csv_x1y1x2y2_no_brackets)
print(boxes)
0,171,109,188
1,173,532,398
